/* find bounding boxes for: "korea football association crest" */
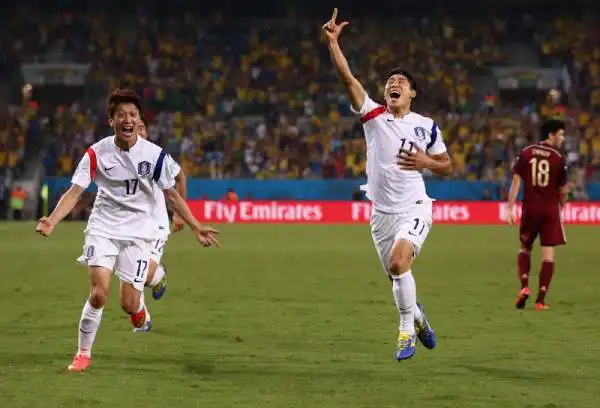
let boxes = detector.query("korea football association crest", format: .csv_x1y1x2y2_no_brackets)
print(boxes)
413,126,427,141
138,161,152,176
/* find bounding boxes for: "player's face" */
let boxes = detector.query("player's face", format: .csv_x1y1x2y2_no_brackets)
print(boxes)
137,121,147,139
384,74,415,110
110,103,140,144
550,129,565,148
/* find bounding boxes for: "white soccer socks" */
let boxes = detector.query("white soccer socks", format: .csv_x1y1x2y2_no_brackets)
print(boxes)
149,264,166,287
77,300,104,357
392,271,417,335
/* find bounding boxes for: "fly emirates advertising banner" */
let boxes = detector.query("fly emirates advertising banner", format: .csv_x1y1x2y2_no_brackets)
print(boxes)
188,201,600,225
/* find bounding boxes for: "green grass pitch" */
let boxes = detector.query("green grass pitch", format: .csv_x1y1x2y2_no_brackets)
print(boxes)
1,222,600,408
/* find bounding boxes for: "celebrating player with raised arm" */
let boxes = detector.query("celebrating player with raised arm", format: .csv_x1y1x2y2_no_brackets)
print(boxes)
130,118,187,333
36,89,219,372
323,8,452,361
507,119,568,311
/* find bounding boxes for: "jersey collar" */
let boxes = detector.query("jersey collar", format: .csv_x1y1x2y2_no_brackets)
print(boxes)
112,135,141,152
384,108,413,121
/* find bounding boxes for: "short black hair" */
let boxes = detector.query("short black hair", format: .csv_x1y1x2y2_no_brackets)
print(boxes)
386,67,417,93
106,88,143,119
540,119,565,140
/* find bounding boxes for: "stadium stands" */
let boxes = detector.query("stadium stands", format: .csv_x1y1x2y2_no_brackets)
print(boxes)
0,8,596,191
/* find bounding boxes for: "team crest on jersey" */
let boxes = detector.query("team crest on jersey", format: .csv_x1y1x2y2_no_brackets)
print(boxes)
414,126,427,141
138,161,152,176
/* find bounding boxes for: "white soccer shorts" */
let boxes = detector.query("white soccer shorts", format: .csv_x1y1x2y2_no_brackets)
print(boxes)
77,234,153,291
370,204,432,277
149,233,169,264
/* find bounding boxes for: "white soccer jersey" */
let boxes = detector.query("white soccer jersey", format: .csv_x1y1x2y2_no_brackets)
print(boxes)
71,135,179,240
354,95,447,213
151,159,181,236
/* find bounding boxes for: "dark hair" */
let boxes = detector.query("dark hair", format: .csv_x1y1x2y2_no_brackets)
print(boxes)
106,88,143,119
540,119,565,140
141,116,149,127
386,67,417,93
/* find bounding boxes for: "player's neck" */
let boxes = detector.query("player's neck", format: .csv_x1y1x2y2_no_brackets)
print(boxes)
387,106,411,118
540,140,557,149
114,135,138,151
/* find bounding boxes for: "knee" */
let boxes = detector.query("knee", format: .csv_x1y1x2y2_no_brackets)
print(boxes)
540,246,555,262
520,244,532,253
389,257,411,276
89,285,109,308
541,252,554,262
388,240,414,276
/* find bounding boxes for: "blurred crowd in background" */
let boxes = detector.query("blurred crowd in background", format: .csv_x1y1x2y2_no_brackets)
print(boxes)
0,8,599,212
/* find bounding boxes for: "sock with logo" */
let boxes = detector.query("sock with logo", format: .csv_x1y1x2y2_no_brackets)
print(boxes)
392,271,416,335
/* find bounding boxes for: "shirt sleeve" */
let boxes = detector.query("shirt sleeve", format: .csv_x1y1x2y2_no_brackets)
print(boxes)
426,123,447,155
152,150,180,190
71,150,94,189
350,94,380,116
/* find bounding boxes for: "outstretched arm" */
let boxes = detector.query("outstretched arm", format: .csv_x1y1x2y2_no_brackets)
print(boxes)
36,184,84,236
164,188,201,232
322,8,366,111
37,150,93,236
164,188,220,247
48,185,85,225
156,154,219,248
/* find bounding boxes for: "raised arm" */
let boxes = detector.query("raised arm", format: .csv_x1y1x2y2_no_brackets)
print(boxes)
322,8,366,111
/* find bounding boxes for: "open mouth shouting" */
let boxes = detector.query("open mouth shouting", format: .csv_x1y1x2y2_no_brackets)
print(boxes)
389,90,401,100
121,124,135,137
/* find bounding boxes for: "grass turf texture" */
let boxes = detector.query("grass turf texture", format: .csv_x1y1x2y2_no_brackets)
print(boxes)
1,222,599,408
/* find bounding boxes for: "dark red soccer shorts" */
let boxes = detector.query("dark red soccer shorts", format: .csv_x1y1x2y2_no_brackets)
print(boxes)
519,212,567,249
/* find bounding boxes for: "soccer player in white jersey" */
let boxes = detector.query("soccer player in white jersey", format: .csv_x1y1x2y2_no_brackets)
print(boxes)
323,9,453,361
130,117,187,333
35,89,220,372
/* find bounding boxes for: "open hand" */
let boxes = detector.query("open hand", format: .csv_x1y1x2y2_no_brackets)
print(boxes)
36,217,55,237
322,8,349,42
506,207,517,226
194,226,220,248
396,144,431,171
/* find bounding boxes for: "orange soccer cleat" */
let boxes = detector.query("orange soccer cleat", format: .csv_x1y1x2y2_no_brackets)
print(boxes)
67,354,91,372
515,287,531,309
130,307,147,329
535,302,550,311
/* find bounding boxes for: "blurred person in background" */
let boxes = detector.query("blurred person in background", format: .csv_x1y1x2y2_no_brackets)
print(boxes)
10,184,28,220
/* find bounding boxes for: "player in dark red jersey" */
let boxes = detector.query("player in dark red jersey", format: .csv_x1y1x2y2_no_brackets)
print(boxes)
507,119,568,310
